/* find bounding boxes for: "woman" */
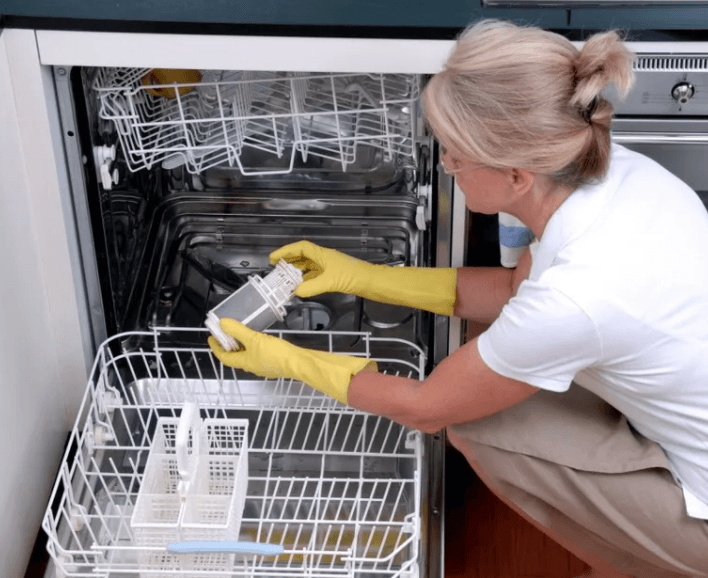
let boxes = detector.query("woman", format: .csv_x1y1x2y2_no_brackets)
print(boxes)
209,20,708,578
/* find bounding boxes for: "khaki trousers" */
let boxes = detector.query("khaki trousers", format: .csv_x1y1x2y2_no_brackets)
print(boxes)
447,384,708,578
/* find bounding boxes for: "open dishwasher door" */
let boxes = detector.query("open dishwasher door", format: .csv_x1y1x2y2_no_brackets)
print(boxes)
40,65,453,578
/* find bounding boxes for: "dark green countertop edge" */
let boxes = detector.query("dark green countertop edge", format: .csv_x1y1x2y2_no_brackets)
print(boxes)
3,0,708,41
3,14,708,41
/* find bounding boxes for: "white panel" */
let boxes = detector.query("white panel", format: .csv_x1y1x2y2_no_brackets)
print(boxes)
37,30,455,73
4,30,88,385
0,29,88,577
35,30,708,75
448,181,468,353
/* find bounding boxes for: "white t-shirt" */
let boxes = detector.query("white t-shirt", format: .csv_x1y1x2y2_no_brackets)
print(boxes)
478,144,708,519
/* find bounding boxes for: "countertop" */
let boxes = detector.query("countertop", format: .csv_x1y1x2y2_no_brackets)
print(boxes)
3,0,708,39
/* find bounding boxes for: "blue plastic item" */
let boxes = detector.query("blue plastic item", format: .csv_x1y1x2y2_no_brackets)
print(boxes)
168,541,284,556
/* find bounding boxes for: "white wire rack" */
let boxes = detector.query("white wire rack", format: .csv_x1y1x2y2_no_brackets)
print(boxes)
93,68,420,175
43,327,424,578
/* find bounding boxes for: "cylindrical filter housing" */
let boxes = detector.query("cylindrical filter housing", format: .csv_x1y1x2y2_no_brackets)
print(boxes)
205,259,303,351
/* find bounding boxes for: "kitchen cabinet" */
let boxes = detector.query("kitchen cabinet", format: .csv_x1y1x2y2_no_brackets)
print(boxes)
0,28,88,578
0,0,559,32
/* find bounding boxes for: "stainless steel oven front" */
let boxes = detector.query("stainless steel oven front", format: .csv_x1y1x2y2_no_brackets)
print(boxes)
610,54,708,209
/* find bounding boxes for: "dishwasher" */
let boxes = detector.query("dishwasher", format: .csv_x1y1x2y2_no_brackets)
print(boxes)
40,65,454,578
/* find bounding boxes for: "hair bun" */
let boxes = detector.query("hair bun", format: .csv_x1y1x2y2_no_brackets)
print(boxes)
571,31,635,110
422,19,635,189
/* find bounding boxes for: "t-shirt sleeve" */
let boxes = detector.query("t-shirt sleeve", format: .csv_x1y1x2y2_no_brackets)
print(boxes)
477,280,602,392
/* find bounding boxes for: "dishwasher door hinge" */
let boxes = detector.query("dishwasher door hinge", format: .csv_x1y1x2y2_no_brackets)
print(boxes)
416,143,431,187
416,144,432,231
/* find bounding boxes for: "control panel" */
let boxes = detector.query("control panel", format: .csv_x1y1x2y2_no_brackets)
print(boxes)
608,55,708,115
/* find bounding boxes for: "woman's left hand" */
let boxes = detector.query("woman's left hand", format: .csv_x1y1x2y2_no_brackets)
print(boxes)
208,318,376,404
208,318,293,379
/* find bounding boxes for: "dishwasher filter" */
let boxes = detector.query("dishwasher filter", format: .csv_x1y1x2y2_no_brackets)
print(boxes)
42,327,424,578
205,259,304,351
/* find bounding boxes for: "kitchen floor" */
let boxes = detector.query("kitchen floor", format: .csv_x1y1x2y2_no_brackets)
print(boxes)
445,445,591,578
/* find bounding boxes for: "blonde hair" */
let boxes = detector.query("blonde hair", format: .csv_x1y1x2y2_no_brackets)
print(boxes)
422,19,635,188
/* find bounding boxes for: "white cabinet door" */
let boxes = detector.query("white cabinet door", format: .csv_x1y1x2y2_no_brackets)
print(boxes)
0,29,88,578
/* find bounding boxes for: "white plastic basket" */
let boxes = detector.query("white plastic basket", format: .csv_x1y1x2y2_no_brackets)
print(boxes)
131,402,249,578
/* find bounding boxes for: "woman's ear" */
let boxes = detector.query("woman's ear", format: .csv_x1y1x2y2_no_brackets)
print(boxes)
509,168,536,197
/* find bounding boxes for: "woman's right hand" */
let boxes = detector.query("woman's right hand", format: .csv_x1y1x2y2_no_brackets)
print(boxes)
271,240,458,316
269,240,371,298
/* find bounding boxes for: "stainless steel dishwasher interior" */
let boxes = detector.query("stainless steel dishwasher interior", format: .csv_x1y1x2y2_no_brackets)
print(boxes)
84,67,435,356
121,189,429,355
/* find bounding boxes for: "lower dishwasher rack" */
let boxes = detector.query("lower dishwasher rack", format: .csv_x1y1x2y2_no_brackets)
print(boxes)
43,327,425,578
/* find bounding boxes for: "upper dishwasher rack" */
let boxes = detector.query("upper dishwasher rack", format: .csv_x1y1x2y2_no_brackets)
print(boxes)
93,68,421,175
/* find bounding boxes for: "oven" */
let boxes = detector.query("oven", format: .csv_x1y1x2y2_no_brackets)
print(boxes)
610,54,708,210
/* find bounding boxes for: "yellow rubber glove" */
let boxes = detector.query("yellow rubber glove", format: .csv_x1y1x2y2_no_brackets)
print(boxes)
208,318,377,405
270,240,457,316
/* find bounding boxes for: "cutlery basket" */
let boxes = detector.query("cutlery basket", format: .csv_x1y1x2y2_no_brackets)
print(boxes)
131,402,249,577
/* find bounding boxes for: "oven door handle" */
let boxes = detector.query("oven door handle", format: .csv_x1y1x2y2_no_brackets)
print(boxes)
612,132,708,145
